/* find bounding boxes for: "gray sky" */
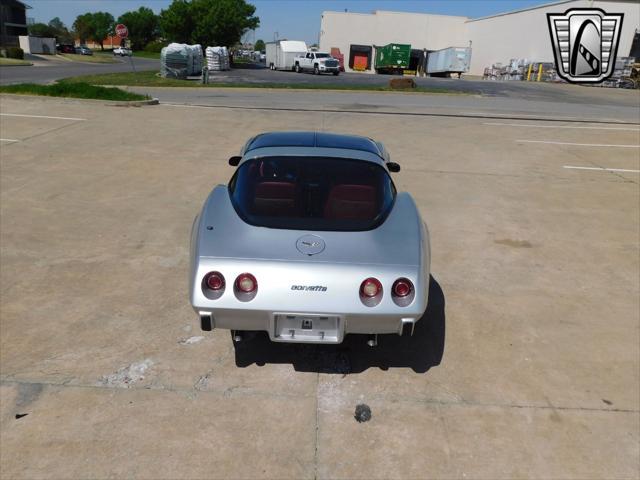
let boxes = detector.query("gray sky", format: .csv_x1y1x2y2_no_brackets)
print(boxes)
26,0,552,45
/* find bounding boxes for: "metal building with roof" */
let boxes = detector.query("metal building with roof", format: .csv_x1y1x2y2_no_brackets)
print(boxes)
319,0,640,76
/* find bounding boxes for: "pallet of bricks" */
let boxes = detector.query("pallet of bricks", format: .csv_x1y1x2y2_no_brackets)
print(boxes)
483,59,526,80
601,57,636,88
483,63,506,80
483,59,561,82
526,62,559,82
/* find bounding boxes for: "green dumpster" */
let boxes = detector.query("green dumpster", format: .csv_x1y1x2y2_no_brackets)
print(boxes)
374,43,411,74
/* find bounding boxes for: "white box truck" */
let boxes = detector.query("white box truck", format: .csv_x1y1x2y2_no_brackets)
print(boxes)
266,40,308,71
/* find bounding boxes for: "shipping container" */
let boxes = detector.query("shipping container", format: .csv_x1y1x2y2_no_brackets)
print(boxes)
266,40,308,71
374,43,411,74
427,47,472,77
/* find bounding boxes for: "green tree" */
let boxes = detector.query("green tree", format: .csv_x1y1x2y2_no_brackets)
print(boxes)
159,0,194,44
28,23,57,38
73,13,94,44
48,17,65,32
72,12,114,50
91,12,115,50
117,7,158,50
160,0,259,47
254,39,265,51
48,17,74,43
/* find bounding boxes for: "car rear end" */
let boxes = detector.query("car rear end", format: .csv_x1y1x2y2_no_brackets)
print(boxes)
190,147,430,344
192,253,428,343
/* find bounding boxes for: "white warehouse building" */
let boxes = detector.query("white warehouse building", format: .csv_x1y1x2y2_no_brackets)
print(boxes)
319,0,640,75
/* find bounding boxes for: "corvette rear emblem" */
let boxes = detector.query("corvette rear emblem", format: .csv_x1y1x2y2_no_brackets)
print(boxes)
296,234,326,256
547,8,623,84
291,285,328,292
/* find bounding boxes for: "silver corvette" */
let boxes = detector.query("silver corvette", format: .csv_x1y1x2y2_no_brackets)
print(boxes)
189,131,430,345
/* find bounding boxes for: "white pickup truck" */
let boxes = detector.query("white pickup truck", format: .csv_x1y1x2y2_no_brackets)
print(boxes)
294,52,340,75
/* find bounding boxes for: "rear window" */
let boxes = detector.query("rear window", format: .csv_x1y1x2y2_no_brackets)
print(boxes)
228,157,396,231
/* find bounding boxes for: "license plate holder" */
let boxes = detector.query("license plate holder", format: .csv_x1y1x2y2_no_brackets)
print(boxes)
272,313,342,343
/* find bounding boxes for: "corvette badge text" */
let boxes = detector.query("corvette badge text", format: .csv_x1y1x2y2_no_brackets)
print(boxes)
547,8,624,84
291,285,328,292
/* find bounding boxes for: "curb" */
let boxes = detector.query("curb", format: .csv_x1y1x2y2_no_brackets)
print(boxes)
0,93,159,107
111,98,159,107
0,62,33,67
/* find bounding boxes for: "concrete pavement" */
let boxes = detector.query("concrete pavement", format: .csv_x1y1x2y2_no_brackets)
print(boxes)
0,94,638,478
126,85,640,123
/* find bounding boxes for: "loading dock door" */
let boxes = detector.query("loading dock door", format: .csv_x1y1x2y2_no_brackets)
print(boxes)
349,44,372,71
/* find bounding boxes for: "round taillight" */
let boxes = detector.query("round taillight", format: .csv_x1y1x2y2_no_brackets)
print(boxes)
204,271,225,291
360,277,382,298
392,278,413,297
236,273,257,293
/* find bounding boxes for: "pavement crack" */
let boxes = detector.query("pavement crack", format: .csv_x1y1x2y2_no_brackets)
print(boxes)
0,377,314,402
1,379,637,414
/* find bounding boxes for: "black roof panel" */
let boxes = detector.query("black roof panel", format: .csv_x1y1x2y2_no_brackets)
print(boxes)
246,131,381,156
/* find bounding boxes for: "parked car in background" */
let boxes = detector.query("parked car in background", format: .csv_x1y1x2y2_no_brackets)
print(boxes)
56,44,75,54
294,52,340,75
113,46,132,57
189,131,431,346
75,45,93,56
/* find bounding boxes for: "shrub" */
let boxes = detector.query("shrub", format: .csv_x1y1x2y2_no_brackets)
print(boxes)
6,47,24,60
144,41,166,53
0,82,149,101
389,78,416,90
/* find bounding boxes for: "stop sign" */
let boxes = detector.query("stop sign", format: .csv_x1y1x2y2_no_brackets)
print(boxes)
115,24,128,39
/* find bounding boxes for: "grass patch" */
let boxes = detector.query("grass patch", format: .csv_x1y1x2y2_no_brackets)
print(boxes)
0,58,32,66
59,53,118,64
62,70,459,94
0,82,149,101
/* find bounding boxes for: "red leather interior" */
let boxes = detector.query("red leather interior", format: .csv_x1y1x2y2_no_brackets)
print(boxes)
324,184,376,220
253,181,297,216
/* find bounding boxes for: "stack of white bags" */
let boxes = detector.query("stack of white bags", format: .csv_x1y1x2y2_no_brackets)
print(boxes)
161,43,203,78
205,46,230,71
187,44,203,75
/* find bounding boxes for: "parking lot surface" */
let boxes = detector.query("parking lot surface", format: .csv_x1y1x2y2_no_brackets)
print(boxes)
0,55,159,86
1,93,638,479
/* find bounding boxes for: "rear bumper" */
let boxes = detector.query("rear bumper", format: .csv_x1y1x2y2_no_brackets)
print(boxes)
194,307,424,344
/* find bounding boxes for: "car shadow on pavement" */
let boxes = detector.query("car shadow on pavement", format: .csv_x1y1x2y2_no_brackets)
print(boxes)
233,276,445,374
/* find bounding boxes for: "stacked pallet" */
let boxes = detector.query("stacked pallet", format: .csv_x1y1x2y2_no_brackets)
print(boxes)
161,43,203,78
206,46,230,71
602,57,636,88
187,44,203,75
483,59,560,82
161,43,189,79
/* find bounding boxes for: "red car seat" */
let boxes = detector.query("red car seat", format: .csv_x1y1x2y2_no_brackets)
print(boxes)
253,182,297,216
324,184,376,220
